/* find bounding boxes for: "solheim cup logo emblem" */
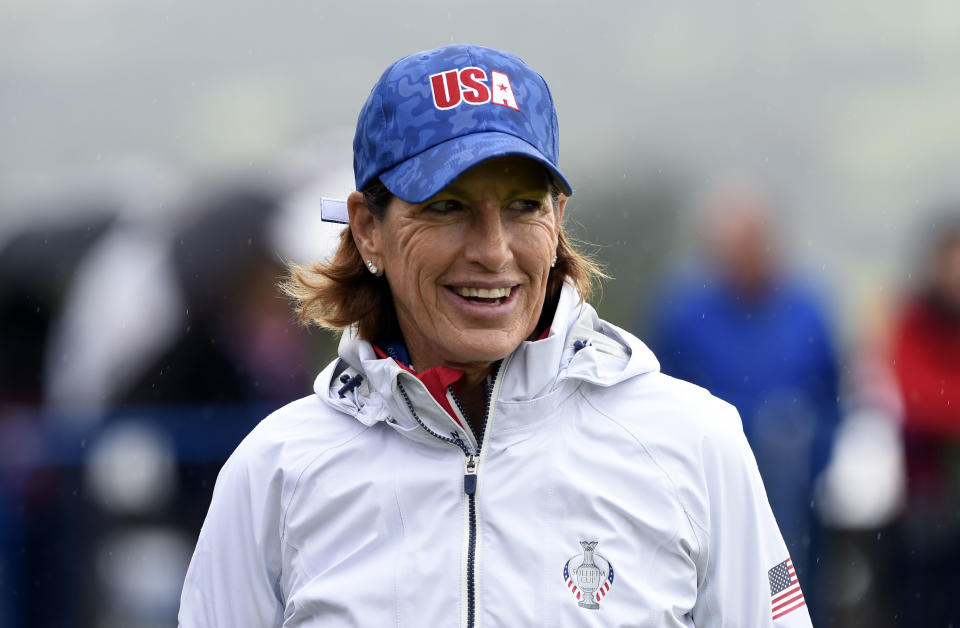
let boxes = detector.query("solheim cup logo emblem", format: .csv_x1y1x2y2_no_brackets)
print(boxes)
563,541,615,610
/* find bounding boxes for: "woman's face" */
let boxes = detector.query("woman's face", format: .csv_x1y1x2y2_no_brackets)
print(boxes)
355,156,565,373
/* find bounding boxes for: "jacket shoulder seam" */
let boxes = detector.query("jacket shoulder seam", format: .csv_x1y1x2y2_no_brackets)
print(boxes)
278,423,373,554
578,388,710,559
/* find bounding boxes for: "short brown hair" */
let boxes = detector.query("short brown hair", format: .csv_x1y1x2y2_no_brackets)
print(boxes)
281,180,604,340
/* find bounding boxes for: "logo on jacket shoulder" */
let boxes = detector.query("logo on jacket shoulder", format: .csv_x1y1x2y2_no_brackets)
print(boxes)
563,540,614,610
429,67,519,111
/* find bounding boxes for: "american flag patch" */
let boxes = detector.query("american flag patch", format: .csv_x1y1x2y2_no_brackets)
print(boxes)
768,557,805,620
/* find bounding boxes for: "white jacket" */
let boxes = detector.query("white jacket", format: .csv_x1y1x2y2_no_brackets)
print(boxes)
179,284,813,627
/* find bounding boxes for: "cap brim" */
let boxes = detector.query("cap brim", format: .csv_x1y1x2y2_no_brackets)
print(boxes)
319,197,349,224
378,131,573,204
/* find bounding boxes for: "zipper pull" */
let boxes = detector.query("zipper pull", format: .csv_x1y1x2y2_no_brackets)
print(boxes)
464,454,478,495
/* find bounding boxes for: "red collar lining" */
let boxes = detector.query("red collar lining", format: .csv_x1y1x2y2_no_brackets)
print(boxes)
371,327,550,427
373,344,465,426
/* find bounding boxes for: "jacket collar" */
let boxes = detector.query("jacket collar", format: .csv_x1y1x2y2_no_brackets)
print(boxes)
314,282,660,446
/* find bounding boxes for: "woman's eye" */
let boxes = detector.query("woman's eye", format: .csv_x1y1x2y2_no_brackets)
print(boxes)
508,199,544,212
424,199,464,214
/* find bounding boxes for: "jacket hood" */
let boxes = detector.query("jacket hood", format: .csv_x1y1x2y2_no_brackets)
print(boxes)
314,282,660,436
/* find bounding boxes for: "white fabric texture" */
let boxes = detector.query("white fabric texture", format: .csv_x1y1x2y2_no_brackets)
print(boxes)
179,283,812,627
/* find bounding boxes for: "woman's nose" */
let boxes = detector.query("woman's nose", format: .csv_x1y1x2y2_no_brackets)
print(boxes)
465,211,511,271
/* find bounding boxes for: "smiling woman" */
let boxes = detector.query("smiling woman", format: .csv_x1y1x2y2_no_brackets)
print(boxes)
179,44,812,628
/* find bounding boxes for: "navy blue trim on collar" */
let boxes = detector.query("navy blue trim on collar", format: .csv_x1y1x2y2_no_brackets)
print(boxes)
378,339,411,368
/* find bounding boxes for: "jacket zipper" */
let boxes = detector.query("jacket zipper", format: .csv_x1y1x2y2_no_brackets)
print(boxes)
396,360,505,628
458,373,496,628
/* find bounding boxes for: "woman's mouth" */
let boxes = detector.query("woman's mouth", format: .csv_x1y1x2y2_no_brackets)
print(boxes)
450,285,514,306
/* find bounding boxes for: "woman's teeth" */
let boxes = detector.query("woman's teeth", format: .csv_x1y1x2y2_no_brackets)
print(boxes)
453,286,512,299
451,286,512,305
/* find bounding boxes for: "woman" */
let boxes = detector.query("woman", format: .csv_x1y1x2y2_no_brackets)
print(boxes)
179,44,811,627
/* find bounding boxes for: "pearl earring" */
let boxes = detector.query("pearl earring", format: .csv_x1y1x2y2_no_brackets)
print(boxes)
366,260,380,275
551,254,557,268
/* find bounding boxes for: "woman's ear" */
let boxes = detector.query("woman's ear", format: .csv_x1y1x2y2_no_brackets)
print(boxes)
554,193,567,244
555,193,567,223
348,190,381,260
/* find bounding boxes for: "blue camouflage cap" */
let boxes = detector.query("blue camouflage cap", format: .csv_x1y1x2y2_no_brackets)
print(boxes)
353,44,573,204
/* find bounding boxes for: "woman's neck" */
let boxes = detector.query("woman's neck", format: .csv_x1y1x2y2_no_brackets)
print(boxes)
392,333,497,434
457,367,491,437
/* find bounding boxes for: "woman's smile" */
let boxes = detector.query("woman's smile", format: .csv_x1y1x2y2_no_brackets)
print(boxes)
444,282,520,314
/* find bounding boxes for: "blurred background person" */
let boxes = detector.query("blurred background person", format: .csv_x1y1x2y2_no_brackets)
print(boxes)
814,279,906,627
0,207,117,627
644,182,841,616
0,165,339,626
115,183,318,407
890,212,960,626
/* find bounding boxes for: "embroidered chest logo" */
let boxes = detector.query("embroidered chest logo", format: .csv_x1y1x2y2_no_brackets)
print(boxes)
562,541,614,609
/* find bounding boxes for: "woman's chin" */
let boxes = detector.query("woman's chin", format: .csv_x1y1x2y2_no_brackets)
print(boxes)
435,332,523,370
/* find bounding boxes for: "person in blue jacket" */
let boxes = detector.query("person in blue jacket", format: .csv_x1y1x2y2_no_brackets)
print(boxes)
647,185,840,604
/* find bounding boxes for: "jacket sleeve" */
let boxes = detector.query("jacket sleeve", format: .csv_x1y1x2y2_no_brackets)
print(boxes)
690,402,813,627
178,437,286,627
